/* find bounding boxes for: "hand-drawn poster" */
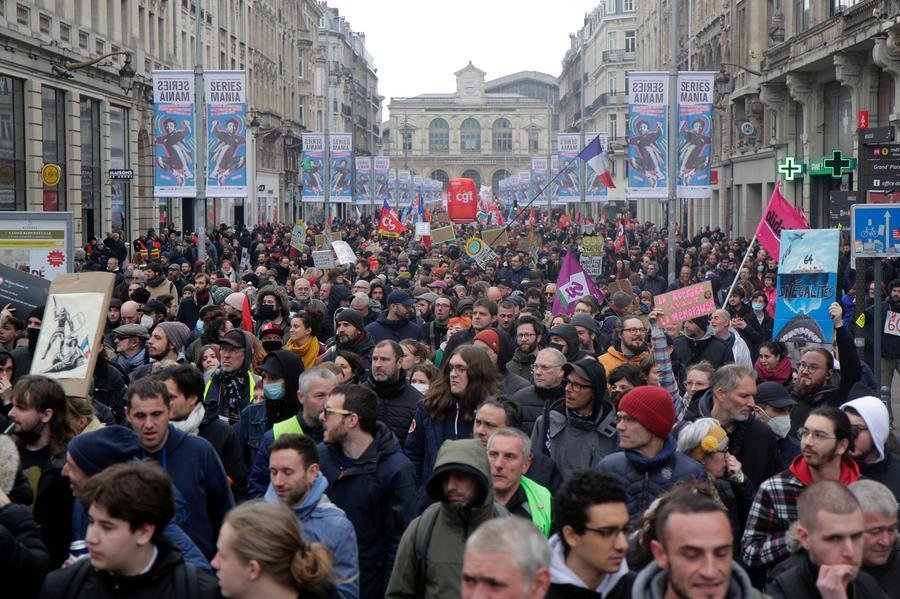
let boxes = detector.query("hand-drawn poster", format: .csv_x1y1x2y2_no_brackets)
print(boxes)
774,229,839,344
30,272,114,397
654,281,716,328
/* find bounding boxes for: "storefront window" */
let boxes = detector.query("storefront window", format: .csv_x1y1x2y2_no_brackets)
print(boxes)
42,87,67,211
109,106,129,237
80,97,102,241
0,76,25,210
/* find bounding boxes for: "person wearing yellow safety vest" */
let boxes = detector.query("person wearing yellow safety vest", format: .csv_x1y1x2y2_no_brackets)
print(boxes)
247,366,338,497
203,329,258,425
486,427,553,537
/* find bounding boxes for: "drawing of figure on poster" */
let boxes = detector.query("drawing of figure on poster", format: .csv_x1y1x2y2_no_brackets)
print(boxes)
32,293,100,379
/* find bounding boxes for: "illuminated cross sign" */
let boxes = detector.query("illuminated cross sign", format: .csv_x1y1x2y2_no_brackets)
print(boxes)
823,149,852,178
777,156,805,181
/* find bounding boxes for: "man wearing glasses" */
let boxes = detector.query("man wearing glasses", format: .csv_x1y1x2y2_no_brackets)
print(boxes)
530,358,618,477
598,316,648,377
508,315,544,384
742,406,861,571
546,470,634,597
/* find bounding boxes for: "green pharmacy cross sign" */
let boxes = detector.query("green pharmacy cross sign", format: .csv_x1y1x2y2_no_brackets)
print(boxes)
822,150,852,178
778,156,805,181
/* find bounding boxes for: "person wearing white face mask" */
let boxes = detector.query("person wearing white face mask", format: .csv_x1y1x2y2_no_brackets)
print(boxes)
753,381,800,471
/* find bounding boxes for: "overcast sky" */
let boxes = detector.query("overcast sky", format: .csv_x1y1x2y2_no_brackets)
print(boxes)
326,0,597,122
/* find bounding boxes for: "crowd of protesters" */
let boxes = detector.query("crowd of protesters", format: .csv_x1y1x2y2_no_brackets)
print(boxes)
0,212,898,598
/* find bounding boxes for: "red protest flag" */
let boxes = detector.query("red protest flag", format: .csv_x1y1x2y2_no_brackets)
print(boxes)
755,180,809,258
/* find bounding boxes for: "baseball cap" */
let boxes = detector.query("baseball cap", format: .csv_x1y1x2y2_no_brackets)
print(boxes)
219,329,247,349
138,299,167,314
415,292,439,304
260,321,284,337
755,382,797,408
387,290,415,306
259,354,285,378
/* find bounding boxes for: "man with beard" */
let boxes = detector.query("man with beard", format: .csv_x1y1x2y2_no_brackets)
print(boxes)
841,395,900,498
571,313,606,357
176,273,213,331
766,481,884,598
507,315,543,383
363,340,422,444
742,406,862,570
366,290,423,344
496,299,518,339
317,385,417,598
683,364,780,487
129,321,191,381
264,433,359,599
598,316,649,376
672,314,735,369
423,295,453,352
143,261,179,307
790,302,862,436
321,309,375,374
512,348,566,436
442,299,500,360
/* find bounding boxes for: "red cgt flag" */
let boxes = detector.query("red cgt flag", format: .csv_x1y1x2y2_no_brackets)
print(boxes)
378,199,406,238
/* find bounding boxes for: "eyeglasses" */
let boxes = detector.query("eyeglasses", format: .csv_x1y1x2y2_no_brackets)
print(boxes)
851,425,869,437
564,378,589,391
449,363,468,374
582,524,630,539
622,327,646,334
797,362,824,372
797,428,835,441
517,332,537,339
323,406,353,417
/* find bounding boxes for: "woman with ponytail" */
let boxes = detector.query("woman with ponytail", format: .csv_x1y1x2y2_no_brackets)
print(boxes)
212,501,337,599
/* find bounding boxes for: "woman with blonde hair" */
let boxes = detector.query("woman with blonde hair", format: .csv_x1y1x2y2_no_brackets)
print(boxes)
213,500,337,599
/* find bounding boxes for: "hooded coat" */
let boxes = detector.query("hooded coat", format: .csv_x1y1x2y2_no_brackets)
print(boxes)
386,439,508,599
841,396,900,498
265,471,360,599
253,284,292,338
530,359,618,477
203,328,256,424
506,347,536,383
363,371,422,445
318,422,418,598
139,425,235,559
549,324,588,362
632,560,766,598
236,350,304,463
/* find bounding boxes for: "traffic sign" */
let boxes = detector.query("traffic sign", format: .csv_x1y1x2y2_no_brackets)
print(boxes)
777,156,805,181
851,204,900,260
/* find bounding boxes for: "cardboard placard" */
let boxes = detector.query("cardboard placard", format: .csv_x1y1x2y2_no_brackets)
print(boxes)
431,225,456,245
885,310,900,337
30,272,115,398
415,222,431,237
314,231,342,249
364,242,382,255
483,227,509,248
430,207,451,227
331,240,357,265
581,237,605,277
607,279,635,298
290,223,307,250
654,281,715,328
311,250,336,269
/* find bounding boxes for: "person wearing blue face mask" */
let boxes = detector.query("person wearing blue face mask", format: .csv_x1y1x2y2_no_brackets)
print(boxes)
236,350,304,466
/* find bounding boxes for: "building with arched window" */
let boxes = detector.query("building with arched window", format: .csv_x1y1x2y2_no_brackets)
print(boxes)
385,63,558,197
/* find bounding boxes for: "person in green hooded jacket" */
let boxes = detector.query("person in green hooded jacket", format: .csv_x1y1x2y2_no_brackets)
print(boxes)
386,438,508,599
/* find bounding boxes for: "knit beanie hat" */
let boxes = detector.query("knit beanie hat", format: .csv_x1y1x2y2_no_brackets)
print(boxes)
335,309,366,333
68,425,141,475
690,314,711,331
225,292,248,312
841,396,889,462
473,329,501,356
156,321,192,351
687,421,729,462
618,386,676,439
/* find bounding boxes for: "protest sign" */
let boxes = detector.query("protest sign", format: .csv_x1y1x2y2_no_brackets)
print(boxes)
314,232,342,249
581,237,604,277
415,222,431,237
483,227,509,248
0,263,51,318
774,229,839,344
431,225,456,245
654,281,715,328
331,240,357,265
290,223,307,250
885,310,900,337
311,250,335,269
364,242,382,255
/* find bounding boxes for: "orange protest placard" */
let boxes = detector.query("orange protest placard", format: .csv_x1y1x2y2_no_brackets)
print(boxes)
654,281,716,328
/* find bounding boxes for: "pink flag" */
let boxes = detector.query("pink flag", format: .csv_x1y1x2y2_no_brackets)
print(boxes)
552,252,605,316
755,180,808,259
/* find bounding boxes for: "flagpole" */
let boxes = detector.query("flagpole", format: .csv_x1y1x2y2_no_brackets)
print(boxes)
486,152,586,247
721,231,757,309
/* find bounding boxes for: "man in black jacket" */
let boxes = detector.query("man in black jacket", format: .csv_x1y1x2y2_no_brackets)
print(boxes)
511,348,566,437
38,461,220,598
672,314,735,370
766,481,884,599
363,340,421,444
159,364,248,501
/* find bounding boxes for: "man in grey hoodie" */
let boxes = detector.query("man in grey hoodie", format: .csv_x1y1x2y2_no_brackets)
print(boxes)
632,490,765,598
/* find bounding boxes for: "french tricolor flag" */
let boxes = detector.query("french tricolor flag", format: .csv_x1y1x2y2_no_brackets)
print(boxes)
578,134,616,189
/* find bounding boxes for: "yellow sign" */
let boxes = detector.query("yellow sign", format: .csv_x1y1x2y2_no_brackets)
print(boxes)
41,164,61,186
855,312,866,328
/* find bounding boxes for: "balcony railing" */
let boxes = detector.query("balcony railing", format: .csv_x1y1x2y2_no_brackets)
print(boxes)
602,49,636,63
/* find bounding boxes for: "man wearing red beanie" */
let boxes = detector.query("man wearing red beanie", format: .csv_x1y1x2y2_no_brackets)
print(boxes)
596,386,705,526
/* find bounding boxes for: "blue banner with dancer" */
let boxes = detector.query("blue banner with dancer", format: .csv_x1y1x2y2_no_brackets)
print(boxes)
627,72,668,199
355,157,371,204
301,133,325,202
677,72,714,199
774,229,840,344
556,134,580,202
205,70,247,197
152,70,196,197
330,133,352,203
373,157,390,206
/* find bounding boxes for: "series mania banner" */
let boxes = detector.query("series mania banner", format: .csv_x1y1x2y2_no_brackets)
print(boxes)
627,72,668,199
205,70,247,198
677,72,714,199
153,71,196,198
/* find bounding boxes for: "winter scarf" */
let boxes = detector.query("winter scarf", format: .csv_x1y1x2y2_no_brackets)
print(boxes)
285,335,321,369
171,402,205,436
220,370,248,423
755,355,793,385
